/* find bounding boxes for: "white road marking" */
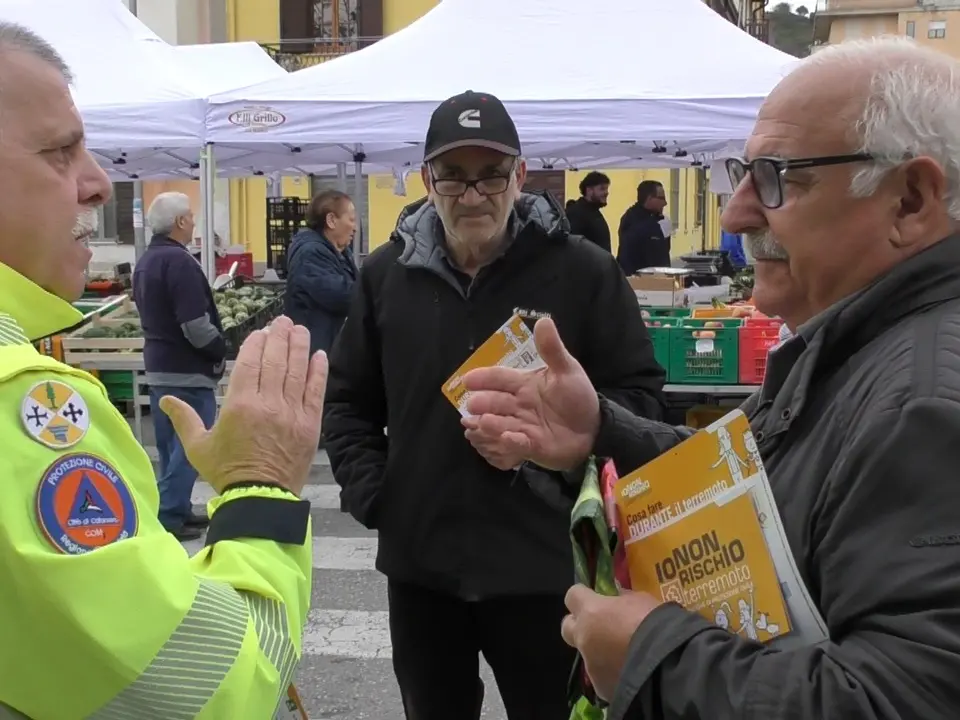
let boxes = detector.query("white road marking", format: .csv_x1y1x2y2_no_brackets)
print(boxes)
302,610,392,659
192,483,341,509
312,536,378,571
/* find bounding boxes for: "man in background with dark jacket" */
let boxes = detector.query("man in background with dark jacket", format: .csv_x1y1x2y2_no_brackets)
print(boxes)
133,192,225,541
566,171,612,252
323,90,666,720
617,180,671,274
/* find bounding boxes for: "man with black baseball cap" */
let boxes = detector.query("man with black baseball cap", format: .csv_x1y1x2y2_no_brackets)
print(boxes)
323,90,666,719
423,90,523,162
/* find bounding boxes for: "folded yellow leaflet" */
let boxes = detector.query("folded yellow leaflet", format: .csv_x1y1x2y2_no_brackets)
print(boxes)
623,490,791,642
613,410,791,642
441,313,543,416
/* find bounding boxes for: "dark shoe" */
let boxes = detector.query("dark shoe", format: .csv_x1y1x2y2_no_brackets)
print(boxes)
185,510,209,528
170,525,204,542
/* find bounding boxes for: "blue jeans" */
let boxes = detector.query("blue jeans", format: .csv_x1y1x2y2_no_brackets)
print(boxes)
149,386,218,531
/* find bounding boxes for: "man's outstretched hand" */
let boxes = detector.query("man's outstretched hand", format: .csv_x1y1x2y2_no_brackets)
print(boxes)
462,318,600,471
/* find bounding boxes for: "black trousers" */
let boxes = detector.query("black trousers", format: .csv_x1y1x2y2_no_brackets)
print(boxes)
388,580,576,720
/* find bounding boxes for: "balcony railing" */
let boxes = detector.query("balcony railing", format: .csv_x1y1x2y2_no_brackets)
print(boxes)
261,37,381,71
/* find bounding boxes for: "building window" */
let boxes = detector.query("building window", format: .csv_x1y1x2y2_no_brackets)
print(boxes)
928,20,946,39
906,21,915,38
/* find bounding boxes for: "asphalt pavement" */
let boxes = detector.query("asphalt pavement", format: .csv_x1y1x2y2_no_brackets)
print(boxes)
183,452,510,719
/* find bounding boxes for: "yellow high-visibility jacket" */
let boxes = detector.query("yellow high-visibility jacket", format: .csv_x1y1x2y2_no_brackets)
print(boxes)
0,261,311,719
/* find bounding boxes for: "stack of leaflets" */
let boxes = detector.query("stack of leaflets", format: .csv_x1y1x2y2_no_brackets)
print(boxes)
442,313,545,416
613,410,827,647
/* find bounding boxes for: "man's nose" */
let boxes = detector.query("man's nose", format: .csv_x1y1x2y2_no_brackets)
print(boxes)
78,150,112,207
720,179,765,234
458,186,486,206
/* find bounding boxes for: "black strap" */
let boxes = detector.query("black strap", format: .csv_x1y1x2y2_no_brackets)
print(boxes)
205,495,310,547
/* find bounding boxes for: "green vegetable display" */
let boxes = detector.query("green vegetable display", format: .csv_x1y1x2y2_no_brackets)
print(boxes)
79,286,282,344
214,286,280,328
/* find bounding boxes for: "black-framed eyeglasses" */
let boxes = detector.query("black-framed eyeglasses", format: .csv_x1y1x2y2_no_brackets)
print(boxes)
428,161,516,197
724,154,873,209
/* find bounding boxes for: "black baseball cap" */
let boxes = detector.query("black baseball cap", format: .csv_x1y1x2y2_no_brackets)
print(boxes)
423,90,521,162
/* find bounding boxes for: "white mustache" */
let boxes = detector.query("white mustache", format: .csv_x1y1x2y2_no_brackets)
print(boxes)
744,230,789,261
73,209,99,240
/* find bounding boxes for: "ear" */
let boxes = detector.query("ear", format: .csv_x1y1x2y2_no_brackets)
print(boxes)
325,211,337,230
420,165,432,197
891,156,949,247
515,158,527,189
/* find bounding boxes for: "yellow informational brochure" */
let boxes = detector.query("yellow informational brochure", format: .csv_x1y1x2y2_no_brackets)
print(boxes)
442,313,545,417
624,487,790,641
614,410,829,647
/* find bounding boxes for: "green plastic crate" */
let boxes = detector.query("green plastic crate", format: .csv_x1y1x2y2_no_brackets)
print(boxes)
98,370,135,402
641,306,690,319
667,321,741,384
676,318,744,329
644,318,683,370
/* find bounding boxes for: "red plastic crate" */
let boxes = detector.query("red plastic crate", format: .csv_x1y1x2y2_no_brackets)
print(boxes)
738,319,783,384
216,252,255,279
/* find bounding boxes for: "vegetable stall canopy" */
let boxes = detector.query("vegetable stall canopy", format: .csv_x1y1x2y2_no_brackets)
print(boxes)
0,0,287,180
204,0,799,174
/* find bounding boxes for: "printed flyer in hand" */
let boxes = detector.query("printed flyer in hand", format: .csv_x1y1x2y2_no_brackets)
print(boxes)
442,313,544,417
614,410,827,647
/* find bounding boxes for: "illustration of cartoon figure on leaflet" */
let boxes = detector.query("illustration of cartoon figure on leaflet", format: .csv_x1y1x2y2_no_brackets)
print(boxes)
725,590,781,641
711,425,749,484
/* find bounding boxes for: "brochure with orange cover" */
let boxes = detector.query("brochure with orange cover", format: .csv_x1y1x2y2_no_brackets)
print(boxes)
624,486,791,641
613,410,828,647
442,313,544,417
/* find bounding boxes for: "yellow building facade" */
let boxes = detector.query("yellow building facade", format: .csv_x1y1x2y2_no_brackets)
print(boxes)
815,0,960,53
227,0,722,262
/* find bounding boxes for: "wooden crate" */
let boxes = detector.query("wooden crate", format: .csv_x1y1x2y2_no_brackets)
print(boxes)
62,296,143,364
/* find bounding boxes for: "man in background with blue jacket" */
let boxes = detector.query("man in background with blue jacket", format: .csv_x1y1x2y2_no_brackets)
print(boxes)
133,192,225,541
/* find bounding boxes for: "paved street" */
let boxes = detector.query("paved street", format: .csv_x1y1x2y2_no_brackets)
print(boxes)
183,452,509,719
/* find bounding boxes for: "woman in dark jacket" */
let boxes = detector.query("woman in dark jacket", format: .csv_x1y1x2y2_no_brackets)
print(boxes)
284,190,358,355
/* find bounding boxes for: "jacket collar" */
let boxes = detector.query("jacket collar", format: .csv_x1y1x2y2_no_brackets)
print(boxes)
761,232,960,419
0,261,83,342
392,190,569,271
150,233,188,250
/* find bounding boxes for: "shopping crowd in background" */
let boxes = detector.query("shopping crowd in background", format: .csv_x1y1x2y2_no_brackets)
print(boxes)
4,13,960,720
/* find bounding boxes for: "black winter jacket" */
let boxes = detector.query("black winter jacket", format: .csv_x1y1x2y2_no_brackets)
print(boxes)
617,204,671,274
323,191,666,598
566,197,612,253
598,234,960,720
284,227,358,355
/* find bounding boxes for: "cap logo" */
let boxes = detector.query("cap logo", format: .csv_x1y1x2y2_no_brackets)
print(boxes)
458,109,481,128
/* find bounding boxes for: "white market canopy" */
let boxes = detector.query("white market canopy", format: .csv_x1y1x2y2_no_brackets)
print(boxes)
0,0,201,151
0,0,287,180
205,0,799,174
115,40,288,179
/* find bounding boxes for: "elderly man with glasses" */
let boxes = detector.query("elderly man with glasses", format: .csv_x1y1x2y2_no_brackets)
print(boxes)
456,38,960,720
322,90,666,719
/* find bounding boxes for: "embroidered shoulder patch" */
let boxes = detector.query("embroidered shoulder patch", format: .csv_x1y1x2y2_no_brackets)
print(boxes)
20,380,89,449
35,454,138,555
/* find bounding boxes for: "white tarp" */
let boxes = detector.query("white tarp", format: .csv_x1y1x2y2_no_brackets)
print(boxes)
0,0,201,150
205,0,799,173
0,0,287,179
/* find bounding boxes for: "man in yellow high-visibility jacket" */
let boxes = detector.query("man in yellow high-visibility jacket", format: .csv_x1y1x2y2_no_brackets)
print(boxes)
0,23,327,719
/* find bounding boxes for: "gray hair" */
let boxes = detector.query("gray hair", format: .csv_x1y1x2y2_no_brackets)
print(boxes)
146,192,192,235
0,22,72,82
805,36,960,220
